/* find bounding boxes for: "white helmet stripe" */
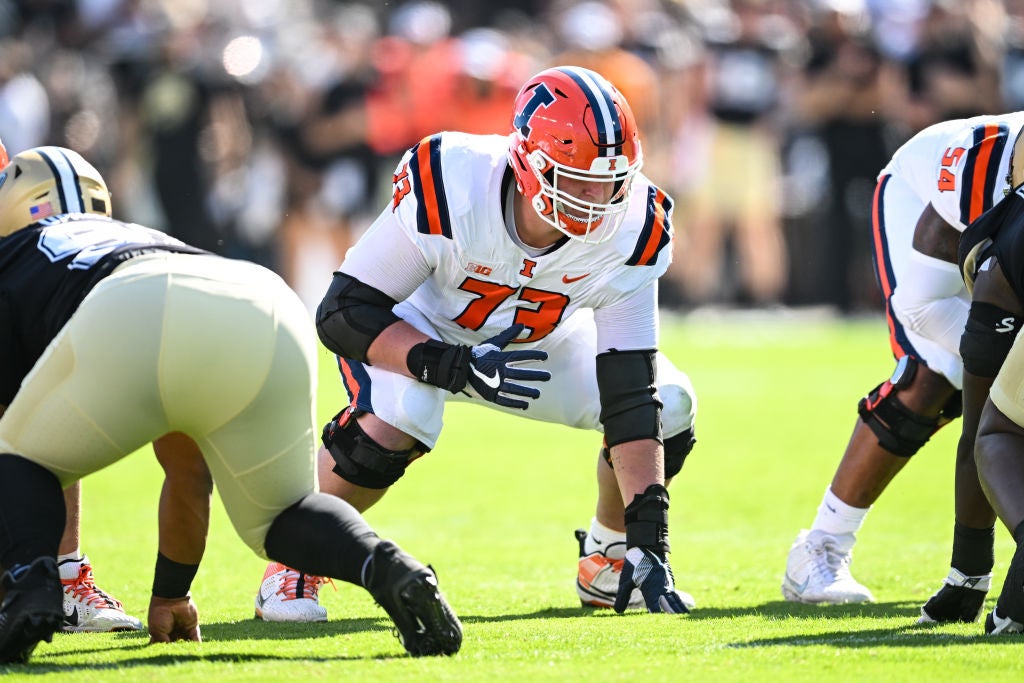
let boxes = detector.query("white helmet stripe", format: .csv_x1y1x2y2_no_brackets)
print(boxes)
36,146,84,214
556,66,620,156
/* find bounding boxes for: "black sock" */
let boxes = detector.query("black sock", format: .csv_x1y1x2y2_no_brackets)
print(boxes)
950,520,995,577
0,454,64,569
263,492,379,585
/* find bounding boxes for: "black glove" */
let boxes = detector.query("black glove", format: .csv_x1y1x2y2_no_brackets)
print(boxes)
407,323,550,409
614,547,690,614
465,324,550,408
614,483,690,614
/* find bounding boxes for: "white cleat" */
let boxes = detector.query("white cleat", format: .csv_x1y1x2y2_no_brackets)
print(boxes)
254,563,329,622
782,529,874,604
60,555,143,633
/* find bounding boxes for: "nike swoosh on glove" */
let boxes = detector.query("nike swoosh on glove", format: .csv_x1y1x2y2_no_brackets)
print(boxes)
466,323,550,409
614,547,690,614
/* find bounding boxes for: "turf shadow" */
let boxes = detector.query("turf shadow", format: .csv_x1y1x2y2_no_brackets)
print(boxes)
732,624,1024,649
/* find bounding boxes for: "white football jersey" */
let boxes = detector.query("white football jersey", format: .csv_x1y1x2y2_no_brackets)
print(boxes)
341,132,674,352
882,112,1024,232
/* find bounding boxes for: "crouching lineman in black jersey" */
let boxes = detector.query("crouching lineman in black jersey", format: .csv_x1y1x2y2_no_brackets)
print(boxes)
0,138,142,634
958,129,1024,633
0,147,461,664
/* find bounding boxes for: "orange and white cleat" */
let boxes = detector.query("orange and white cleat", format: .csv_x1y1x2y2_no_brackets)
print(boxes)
575,528,646,610
59,554,143,632
254,563,331,622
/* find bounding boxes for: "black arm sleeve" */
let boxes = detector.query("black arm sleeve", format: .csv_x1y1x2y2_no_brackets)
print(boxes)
315,272,401,362
595,349,663,448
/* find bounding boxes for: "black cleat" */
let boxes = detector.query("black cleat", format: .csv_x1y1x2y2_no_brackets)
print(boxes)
986,608,1024,634
0,557,64,664
987,541,1024,635
918,569,990,624
363,541,462,657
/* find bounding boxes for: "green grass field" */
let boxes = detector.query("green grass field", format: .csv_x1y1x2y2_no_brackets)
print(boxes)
3,312,1019,681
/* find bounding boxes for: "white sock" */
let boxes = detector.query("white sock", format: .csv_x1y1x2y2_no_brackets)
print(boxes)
585,518,627,560
57,550,86,581
811,488,869,538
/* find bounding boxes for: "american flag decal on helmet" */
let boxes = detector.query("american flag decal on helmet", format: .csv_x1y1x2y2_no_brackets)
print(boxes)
30,201,54,219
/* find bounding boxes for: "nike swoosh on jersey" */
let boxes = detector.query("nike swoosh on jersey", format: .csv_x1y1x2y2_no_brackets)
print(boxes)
562,273,591,284
470,364,501,389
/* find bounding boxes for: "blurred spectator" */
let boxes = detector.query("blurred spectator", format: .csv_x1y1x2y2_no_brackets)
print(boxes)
365,1,461,159
265,4,380,307
134,19,242,255
792,0,903,311
901,0,1002,130
4,0,1024,313
448,28,532,135
0,41,49,155
669,0,799,307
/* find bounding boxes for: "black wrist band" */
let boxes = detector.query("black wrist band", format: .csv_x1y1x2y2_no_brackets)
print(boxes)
407,339,470,392
624,484,671,554
152,552,200,599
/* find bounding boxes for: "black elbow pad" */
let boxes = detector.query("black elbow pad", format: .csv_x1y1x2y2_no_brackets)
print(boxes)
315,272,401,362
960,301,1022,378
596,349,663,447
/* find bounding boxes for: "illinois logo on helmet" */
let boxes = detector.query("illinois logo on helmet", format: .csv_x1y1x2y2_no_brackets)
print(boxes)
508,65,643,243
0,146,111,237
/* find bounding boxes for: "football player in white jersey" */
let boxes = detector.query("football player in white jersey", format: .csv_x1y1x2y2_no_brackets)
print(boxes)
0,147,461,663
253,66,698,620
783,112,1024,622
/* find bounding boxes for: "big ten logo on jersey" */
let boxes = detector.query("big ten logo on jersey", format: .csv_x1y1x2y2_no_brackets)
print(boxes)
938,147,965,192
466,262,492,276
392,163,412,211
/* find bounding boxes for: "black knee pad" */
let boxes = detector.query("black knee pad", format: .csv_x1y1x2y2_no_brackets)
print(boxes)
857,357,944,457
599,427,694,478
321,410,424,489
664,427,695,478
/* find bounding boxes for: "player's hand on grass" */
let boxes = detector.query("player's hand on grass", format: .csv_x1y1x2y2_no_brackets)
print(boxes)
614,547,690,614
148,594,201,643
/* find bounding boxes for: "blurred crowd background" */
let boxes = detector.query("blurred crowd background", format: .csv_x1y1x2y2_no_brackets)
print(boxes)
1,0,1020,311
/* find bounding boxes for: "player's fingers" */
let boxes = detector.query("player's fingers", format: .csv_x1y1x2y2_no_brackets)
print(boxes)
507,350,548,364
504,367,551,382
500,381,541,399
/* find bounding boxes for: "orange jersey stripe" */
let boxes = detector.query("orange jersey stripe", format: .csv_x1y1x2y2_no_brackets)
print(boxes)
627,186,672,266
870,175,904,357
416,141,442,235
338,357,362,405
968,124,1000,222
636,188,668,265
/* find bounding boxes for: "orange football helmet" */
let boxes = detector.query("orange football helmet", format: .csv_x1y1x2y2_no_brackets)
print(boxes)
0,137,8,168
508,66,642,243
